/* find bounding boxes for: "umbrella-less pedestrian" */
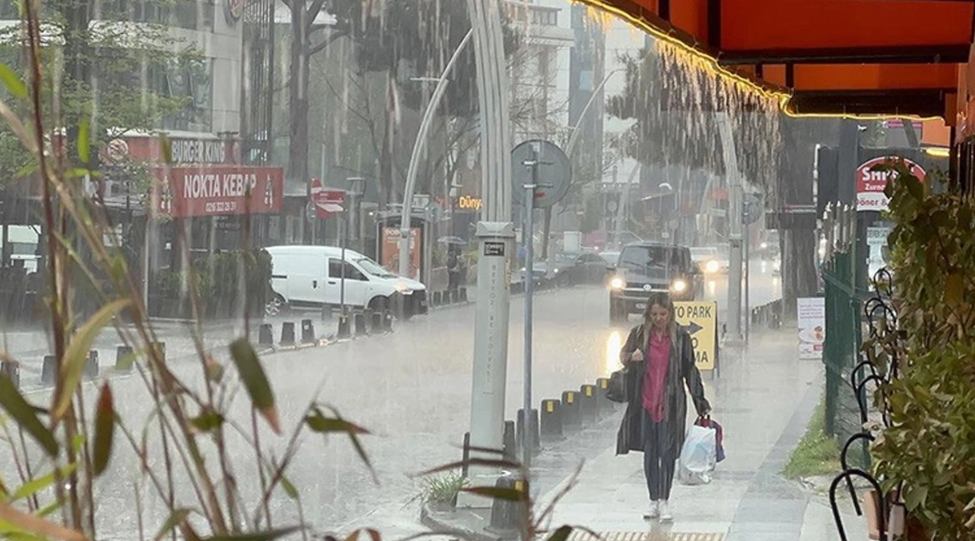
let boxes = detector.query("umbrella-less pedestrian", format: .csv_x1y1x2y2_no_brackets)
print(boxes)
616,292,711,522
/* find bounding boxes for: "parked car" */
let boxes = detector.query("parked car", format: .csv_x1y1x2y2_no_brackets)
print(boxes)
266,245,427,319
689,246,723,275
606,242,702,323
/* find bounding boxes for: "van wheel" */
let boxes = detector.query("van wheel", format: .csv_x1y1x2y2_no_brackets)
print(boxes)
369,296,389,314
265,295,286,317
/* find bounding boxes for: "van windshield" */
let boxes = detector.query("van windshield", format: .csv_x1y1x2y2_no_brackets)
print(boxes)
619,246,681,271
356,257,397,278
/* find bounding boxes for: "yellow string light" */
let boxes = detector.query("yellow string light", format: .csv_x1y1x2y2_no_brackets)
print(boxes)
571,0,951,124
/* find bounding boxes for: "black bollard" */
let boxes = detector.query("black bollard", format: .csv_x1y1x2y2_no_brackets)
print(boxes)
503,420,517,462
561,390,581,429
41,355,56,385
539,399,563,441
461,432,471,477
459,287,468,303
85,351,99,380
371,311,383,333
516,409,541,457
432,291,442,306
354,313,368,336
258,324,274,346
337,313,352,339
488,474,528,535
382,310,394,333
579,384,597,425
280,322,296,346
595,377,613,415
301,319,315,344
115,345,134,372
1,360,20,389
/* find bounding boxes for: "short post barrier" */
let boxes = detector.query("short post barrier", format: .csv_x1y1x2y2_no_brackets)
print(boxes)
503,420,517,462
595,377,613,415
561,390,581,429
280,322,296,346
85,350,99,380
354,312,368,336
41,355,56,385
488,474,527,535
1,360,20,389
459,287,468,303
115,345,134,372
301,319,315,344
337,314,352,340
539,399,563,441
516,409,541,456
579,384,597,425
258,324,274,346
382,310,394,333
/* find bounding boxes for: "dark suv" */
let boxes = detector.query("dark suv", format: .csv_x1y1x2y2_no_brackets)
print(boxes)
606,242,701,323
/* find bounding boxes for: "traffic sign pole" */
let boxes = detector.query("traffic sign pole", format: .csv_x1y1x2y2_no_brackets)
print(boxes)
522,148,537,469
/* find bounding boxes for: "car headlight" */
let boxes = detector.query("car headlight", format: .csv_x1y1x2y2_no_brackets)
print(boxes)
671,279,687,293
609,277,625,290
395,282,409,293
705,260,720,274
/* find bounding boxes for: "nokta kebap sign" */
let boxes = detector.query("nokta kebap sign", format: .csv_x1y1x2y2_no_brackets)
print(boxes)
155,166,284,217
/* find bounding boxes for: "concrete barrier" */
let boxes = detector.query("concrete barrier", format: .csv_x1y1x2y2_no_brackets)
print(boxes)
259,324,274,346
488,474,527,535
115,346,133,372
85,351,99,380
540,399,562,441
579,384,597,425
42,355,56,385
1,360,19,389
280,322,296,346
301,320,316,344
354,313,368,336
337,313,352,339
561,390,581,429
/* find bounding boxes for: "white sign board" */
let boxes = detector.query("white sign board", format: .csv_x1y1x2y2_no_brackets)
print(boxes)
866,226,892,282
797,297,826,360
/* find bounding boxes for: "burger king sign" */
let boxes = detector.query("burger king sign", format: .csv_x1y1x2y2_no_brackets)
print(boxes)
855,156,926,213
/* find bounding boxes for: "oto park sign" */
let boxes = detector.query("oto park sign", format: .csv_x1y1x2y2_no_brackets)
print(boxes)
673,300,718,372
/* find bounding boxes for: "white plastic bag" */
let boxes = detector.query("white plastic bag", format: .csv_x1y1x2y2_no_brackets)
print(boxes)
678,424,717,485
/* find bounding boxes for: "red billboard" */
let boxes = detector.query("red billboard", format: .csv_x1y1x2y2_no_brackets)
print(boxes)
155,166,284,217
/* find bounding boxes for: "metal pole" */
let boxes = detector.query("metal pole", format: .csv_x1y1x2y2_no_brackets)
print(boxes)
399,29,475,279
522,152,537,468
717,113,744,341
744,223,750,344
340,209,346,318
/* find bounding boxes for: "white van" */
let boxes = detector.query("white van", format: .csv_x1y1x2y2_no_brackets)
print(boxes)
266,245,428,318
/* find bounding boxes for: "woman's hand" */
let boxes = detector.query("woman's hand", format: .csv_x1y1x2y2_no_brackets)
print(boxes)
629,349,644,362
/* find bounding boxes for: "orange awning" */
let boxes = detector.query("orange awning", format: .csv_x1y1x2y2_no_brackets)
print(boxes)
584,0,971,122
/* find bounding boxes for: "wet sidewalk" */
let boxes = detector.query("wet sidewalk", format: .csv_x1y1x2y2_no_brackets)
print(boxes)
426,327,869,541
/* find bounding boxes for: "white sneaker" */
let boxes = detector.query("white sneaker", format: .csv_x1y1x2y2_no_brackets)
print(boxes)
642,501,659,520
659,501,673,523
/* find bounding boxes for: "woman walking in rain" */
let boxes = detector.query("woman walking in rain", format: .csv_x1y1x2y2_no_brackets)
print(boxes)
617,292,711,522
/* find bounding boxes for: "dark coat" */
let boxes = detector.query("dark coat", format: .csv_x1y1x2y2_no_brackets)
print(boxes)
616,323,710,458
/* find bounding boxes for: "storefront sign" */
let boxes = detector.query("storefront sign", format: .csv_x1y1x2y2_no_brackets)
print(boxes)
171,139,229,164
381,227,421,281
156,166,283,217
457,195,483,210
797,297,826,360
856,156,926,212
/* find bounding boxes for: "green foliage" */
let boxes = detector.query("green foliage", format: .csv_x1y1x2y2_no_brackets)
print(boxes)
783,396,841,480
868,160,975,536
416,471,468,507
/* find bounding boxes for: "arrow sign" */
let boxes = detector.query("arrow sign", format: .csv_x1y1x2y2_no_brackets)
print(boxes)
685,321,704,335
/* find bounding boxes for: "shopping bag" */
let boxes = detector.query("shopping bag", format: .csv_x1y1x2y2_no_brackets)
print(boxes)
678,424,717,485
695,416,725,463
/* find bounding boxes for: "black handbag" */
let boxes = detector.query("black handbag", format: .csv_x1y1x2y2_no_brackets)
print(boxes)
606,367,628,403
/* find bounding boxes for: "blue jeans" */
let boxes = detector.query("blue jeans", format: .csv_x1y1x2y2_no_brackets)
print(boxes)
642,409,676,501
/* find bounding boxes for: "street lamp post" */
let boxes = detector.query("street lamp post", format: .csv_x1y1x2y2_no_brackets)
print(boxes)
399,29,475,280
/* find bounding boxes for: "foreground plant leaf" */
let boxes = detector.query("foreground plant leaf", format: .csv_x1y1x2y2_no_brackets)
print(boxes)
92,383,115,476
53,299,129,421
202,526,301,541
0,374,58,456
229,338,280,434
0,62,26,99
77,118,90,164
305,406,374,479
0,500,87,541
153,508,191,541
12,464,77,501
546,526,574,541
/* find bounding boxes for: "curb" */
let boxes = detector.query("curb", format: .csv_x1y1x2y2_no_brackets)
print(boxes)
420,505,508,541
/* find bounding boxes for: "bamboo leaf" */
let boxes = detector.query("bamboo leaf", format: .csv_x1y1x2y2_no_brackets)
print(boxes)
305,407,374,478
546,526,573,541
229,338,280,434
190,410,225,432
280,476,299,500
0,62,26,99
78,118,90,164
53,299,129,421
93,383,115,476
0,374,58,456
12,464,76,501
202,526,301,541
461,486,527,502
0,500,88,541
153,508,191,541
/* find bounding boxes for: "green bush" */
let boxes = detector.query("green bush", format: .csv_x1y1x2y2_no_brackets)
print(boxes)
783,396,841,480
